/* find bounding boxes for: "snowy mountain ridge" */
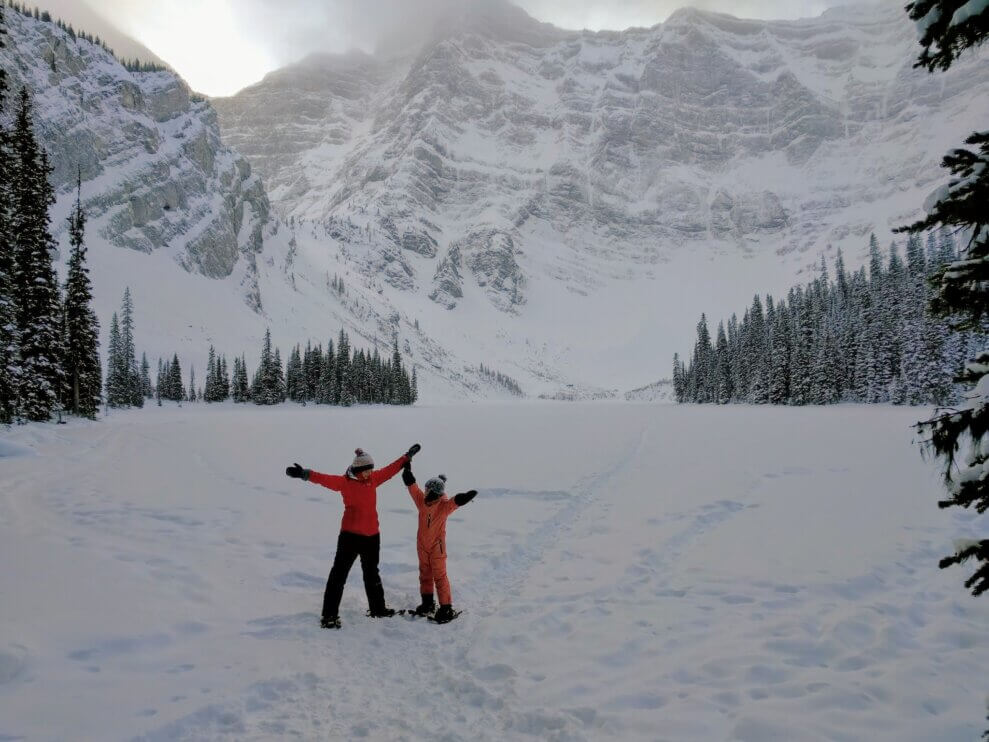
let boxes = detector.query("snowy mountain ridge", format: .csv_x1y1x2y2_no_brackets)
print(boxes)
209,0,989,393
7,3,989,400
0,10,271,307
215,0,989,302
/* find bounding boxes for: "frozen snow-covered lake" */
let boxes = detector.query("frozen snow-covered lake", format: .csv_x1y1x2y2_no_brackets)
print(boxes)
1,402,987,741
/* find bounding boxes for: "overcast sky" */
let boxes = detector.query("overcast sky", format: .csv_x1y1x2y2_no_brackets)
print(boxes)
33,0,879,97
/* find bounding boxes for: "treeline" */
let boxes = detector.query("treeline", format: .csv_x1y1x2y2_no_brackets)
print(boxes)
4,1,168,73
673,232,974,406
0,3,102,423
478,363,524,397
103,291,419,409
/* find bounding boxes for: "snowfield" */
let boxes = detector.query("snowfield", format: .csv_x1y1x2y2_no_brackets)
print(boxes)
1,403,987,741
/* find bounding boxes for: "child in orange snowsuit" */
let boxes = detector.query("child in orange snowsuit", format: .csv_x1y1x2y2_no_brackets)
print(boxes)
402,461,477,623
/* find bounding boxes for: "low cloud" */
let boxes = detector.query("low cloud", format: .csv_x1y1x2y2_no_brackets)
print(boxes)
44,0,877,95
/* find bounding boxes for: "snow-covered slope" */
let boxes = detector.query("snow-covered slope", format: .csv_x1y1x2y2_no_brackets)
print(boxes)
0,11,478,400
0,10,271,299
210,0,989,394
1,403,987,739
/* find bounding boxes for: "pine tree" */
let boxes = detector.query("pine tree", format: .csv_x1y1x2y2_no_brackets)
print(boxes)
746,296,769,404
12,88,62,421
219,355,229,400
204,345,217,402
286,344,303,402
715,322,731,403
899,0,989,602
337,330,352,406
271,346,285,403
188,366,196,402
120,287,142,407
62,172,101,418
168,353,183,402
238,354,250,402
105,313,127,406
0,4,19,424
155,357,163,405
768,306,790,404
318,339,335,404
140,353,152,398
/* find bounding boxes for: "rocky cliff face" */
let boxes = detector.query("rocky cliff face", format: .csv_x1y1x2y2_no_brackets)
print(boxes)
214,0,989,319
1,10,272,307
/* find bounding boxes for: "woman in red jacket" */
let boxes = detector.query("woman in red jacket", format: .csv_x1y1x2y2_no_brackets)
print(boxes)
286,443,420,629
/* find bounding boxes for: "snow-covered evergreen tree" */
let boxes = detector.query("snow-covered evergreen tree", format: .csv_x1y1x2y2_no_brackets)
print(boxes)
12,88,62,421
62,173,101,418
167,353,183,402
336,329,352,406
900,0,989,601
140,353,152,399
204,345,217,402
120,288,141,407
105,313,127,407
0,5,19,424
676,234,977,409
318,339,335,404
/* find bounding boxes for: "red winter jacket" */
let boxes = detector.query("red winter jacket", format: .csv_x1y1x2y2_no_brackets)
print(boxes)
309,456,408,536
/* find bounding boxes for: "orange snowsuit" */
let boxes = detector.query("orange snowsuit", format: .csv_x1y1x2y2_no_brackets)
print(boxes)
408,483,461,605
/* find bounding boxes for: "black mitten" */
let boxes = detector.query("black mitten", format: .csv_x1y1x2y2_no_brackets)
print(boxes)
286,463,311,481
454,490,478,506
406,443,421,459
402,462,416,486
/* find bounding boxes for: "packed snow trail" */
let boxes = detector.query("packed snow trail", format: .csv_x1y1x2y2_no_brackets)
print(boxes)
1,403,988,741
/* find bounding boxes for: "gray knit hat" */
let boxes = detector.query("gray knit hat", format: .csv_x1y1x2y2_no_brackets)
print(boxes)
424,474,447,497
351,448,375,473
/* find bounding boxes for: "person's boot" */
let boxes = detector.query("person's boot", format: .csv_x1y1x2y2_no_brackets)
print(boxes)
433,604,457,624
320,615,341,630
367,606,396,618
414,593,435,616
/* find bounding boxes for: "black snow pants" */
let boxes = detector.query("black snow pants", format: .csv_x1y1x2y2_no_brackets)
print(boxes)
322,531,386,617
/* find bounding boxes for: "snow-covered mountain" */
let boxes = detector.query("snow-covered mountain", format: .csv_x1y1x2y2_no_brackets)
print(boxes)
7,3,989,400
0,10,474,400
210,0,988,393
215,0,987,295
0,11,270,304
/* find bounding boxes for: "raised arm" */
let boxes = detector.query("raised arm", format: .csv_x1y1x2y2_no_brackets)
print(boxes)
371,443,421,486
402,462,426,507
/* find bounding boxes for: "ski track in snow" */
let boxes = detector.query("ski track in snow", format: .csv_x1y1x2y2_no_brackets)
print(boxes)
1,404,988,741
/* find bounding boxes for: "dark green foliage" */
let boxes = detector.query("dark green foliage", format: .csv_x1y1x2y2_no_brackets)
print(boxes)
140,353,152,398
62,173,101,418
0,4,19,423
675,233,972,406
899,0,989,606
905,0,989,72
240,328,414,407
12,88,62,421
478,363,523,397
104,289,142,407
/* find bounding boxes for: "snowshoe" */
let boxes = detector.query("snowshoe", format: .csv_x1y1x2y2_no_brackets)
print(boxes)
367,607,397,618
320,615,341,630
429,605,461,624
414,595,436,616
